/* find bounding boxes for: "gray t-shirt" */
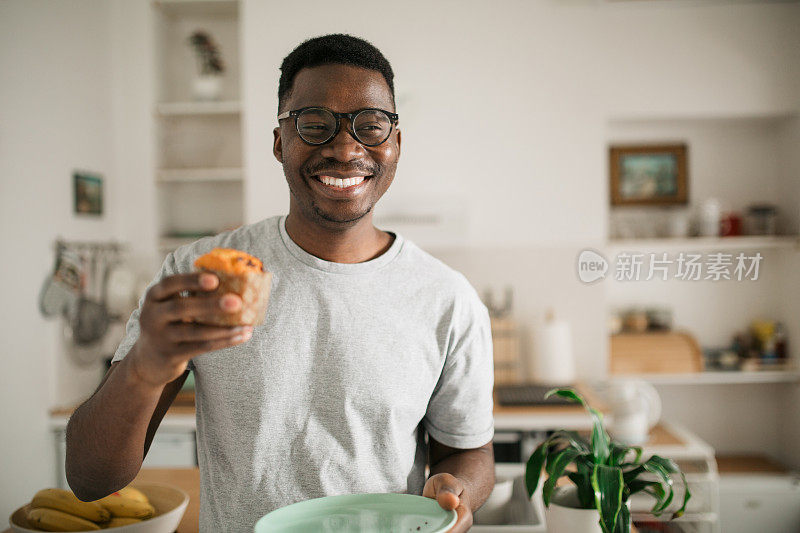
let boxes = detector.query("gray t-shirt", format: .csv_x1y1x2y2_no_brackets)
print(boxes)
112,215,494,532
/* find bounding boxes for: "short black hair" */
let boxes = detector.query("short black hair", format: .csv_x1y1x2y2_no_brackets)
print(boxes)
278,33,395,112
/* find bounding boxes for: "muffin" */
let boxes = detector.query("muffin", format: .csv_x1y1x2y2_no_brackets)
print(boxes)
193,248,272,327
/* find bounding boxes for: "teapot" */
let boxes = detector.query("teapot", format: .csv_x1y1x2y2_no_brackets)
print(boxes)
605,380,662,445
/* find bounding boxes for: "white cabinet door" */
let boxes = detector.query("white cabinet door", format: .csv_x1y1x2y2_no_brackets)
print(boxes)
55,429,196,489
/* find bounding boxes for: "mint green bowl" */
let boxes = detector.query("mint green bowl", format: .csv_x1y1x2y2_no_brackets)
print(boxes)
253,493,458,533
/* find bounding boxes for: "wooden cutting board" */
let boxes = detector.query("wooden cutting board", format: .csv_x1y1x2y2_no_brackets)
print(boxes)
610,332,704,375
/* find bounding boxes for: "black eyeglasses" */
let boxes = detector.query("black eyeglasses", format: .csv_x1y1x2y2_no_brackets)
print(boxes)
277,106,399,147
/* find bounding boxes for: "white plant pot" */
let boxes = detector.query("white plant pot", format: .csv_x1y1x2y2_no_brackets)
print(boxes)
192,74,223,101
545,486,630,533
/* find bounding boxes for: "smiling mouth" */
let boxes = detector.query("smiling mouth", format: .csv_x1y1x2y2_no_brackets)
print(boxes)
313,175,371,189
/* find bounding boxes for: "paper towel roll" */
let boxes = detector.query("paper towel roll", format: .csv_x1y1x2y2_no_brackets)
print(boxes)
532,313,576,384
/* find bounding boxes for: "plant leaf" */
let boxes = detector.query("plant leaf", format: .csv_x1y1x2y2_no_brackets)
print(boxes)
614,503,631,533
549,430,591,453
545,387,587,405
568,471,596,508
525,440,550,499
609,444,642,467
591,464,624,533
542,447,583,506
641,459,675,515
672,471,692,519
644,484,668,515
590,407,611,465
545,388,610,464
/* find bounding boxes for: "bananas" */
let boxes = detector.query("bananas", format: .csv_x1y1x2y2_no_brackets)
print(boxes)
26,508,102,531
116,487,147,504
30,489,111,523
103,517,143,528
23,485,155,531
94,493,155,519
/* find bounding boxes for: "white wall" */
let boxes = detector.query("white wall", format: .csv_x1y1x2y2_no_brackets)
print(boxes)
0,0,120,515
243,0,800,245
242,0,800,452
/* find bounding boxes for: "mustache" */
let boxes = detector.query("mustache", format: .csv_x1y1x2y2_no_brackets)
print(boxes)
303,159,382,177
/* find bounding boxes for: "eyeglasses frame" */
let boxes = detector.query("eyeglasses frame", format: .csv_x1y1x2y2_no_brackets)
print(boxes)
277,106,399,147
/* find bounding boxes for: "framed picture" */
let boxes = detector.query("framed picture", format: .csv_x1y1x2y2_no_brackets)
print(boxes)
609,144,688,206
73,171,103,215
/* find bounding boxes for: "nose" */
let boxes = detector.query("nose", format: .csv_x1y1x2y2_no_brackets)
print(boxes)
319,119,366,162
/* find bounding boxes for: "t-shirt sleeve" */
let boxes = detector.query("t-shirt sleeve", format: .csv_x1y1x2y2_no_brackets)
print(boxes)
110,251,179,365
423,287,495,449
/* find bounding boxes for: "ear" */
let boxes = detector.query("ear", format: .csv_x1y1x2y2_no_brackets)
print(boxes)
273,127,283,163
395,127,401,159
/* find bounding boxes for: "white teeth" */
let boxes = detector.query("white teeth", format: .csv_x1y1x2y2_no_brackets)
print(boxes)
319,176,365,188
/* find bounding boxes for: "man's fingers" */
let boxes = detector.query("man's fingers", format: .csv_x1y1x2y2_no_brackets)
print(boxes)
160,292,243,323
165,322,252,344
423,473,464,511
177,332,253,357
438,490,459,510
148,272,219,302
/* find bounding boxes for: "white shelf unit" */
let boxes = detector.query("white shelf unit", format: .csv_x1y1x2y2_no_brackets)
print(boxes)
604,113,800,470
153,0,243,257
156,100,240,116
606,235,800,254
153,0,238,18
611,370,800,386
157,167,243,183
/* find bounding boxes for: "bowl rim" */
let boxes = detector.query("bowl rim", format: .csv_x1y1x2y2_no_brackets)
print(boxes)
254,492,457,532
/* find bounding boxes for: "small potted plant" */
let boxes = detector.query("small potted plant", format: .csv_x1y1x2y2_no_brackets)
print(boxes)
188,30,225,100
525,388,691,533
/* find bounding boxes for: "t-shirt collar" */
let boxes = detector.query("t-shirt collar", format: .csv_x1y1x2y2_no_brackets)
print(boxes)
278,215,403,274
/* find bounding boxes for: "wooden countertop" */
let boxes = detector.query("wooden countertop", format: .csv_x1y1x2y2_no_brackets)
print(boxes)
134,468,200,533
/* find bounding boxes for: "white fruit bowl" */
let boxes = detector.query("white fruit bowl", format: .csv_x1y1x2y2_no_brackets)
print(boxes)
9,483,189,533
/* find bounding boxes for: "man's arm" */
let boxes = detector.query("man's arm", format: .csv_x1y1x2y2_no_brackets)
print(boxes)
424,437,495,532
65,349,187,501
66,271,249,501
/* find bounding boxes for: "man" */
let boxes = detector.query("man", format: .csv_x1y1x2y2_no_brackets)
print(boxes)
66,34,495,532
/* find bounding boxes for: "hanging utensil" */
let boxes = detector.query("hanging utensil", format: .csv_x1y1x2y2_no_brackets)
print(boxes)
39,242,82,318
70,247,110,346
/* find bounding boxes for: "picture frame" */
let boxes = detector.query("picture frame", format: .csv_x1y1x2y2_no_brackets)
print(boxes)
609,144,688,206
73,171,103,216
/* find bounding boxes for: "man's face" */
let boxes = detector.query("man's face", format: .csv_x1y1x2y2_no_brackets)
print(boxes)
273,64,401,228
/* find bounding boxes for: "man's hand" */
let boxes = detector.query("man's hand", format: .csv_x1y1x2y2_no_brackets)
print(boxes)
131,272,253,388
422,473,473,533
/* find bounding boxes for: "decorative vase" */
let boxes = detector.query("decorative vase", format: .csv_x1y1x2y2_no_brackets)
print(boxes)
545,486,631,533
192,74,222,101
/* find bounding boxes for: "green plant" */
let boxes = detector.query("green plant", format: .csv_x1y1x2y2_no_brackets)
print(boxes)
524,388,691,533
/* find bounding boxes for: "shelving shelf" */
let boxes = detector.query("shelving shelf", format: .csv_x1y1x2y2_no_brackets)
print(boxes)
156,100,240,116
153,0,238,17
158,236,213,252
611,370,800,385
606,235,800,253
156,167,243,183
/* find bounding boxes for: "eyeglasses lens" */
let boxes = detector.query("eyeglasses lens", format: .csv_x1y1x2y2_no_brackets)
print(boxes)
296,109,391,146
353,110,391,146
296,109,337,144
